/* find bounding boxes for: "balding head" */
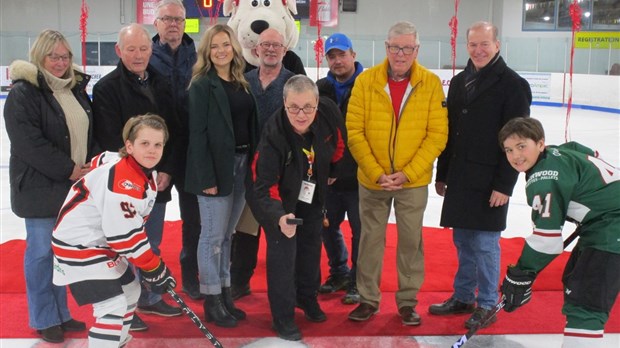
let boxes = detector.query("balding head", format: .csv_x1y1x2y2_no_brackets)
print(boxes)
256,28,287,69
115,23,152,78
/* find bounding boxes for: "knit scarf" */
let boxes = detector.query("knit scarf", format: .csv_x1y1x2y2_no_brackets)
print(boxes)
43,69,89,166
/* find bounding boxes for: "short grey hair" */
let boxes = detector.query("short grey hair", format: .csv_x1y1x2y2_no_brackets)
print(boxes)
156,0,186,17
117,23,151,49
387,21,420,45
466,21,499,42
283,75,319,100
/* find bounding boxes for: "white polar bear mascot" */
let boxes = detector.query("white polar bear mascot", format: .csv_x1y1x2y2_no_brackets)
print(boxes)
222,0,299,67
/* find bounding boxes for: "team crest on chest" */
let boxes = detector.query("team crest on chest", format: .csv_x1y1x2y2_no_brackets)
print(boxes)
118,179,144,193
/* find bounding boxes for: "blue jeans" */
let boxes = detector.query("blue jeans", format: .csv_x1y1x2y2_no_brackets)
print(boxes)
452,228,501,309
25,218,72,329
138,202,166,306
321,187,361,282
197,154,247,295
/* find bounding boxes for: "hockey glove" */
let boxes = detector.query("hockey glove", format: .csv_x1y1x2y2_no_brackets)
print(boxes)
141,260,176,294
501,265,536,312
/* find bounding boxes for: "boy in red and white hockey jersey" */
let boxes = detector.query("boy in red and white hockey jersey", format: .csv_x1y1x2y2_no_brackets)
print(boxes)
52,114,176,347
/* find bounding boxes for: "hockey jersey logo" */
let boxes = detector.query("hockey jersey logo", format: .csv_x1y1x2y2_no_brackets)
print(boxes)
118,179,144,193
107,158,151,200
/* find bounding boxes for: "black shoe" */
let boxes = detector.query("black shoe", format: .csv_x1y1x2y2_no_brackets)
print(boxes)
465,307,497,329
222,287,247,320
129,314,148,332
318,274,350,294
272,319,302,341
296,299,327,322
60,319,86,332
230,283,251,300
37,325,64,343
204,294,238,327
182,284,205,300
429,296,475,315
341,284,361,305
138,300,182,317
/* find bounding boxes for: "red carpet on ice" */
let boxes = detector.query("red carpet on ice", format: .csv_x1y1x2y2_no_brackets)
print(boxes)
1,221,618,340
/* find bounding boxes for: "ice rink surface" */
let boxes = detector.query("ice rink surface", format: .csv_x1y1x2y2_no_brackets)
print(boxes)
1,101,619,347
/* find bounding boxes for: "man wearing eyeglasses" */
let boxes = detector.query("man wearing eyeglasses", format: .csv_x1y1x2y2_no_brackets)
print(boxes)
429,21,531,329
150,0,202,303
346,21,448,325
229,28,295,301
245,75,346,341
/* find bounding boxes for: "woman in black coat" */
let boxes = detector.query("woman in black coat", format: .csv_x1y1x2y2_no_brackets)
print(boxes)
185,24,258,328
3,29,94,343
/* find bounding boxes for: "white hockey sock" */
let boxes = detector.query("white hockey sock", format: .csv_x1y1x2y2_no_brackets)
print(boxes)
89,278,140,348
563,327,605,348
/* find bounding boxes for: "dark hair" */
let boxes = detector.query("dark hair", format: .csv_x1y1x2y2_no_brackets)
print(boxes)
498,117,545,148
119,114,169,157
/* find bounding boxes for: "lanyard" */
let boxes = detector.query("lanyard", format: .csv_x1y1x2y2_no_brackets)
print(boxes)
302,145,314,181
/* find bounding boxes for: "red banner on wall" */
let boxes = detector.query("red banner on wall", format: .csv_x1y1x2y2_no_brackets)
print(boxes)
309,0,338,27
136,0,159,25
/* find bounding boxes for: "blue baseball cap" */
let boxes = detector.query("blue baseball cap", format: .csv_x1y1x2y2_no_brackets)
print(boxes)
325,33,353,53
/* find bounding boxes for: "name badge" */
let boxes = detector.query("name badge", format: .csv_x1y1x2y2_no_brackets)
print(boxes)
298,180,316,203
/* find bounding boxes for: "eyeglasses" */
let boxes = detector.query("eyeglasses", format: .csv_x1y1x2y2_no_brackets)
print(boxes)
258,42,285,50
46,54,72,63
286,106,317,115
158,16,185,24
386,45,418,55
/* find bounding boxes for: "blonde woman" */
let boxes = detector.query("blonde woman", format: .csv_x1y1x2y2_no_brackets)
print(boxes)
185,24,258,328
4,29,94,343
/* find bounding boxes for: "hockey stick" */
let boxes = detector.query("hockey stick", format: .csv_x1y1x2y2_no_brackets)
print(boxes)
166,287,224,347
451,298,505,348
451,225,582,348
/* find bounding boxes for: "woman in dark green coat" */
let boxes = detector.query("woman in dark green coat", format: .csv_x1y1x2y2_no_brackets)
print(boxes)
185,24,258,328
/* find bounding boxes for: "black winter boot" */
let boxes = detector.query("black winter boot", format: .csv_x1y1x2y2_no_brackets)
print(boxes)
203,294,238,327
222,287,247,320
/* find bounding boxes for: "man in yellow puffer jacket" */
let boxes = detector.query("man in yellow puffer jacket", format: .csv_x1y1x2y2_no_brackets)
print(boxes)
346,20,448,326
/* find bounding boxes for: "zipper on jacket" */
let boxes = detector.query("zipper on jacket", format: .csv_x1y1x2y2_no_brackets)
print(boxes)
389,81,420,173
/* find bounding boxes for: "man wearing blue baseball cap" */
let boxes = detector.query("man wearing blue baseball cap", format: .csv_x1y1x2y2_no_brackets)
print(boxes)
316,32,364,306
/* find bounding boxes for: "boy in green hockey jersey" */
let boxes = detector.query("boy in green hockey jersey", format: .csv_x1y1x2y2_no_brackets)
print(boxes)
498,117,619,348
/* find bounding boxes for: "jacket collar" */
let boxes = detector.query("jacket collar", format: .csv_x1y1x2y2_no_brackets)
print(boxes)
462,53,507,102
9,59,90,91
377,58,424,86
117,59,153,86
152,33,195,56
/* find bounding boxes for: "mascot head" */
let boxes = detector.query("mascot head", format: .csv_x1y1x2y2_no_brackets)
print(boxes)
222,0,299,67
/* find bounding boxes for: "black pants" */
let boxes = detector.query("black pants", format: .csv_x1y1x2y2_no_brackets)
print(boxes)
264,217,322,322
230,229,261,287
177,184,201,288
